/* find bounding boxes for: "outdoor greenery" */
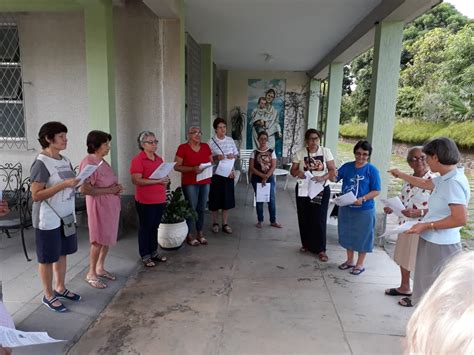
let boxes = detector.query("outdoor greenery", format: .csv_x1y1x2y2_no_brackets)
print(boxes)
161,187,197,224
340,3,473,143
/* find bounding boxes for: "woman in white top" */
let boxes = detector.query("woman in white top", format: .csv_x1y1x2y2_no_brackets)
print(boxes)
208,117,239,234
290,129,336,261
30,122,81,313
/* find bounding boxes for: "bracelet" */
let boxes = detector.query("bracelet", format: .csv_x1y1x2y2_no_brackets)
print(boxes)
430,222,436,231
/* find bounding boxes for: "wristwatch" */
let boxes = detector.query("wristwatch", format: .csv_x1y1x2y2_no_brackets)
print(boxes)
362,196,367,203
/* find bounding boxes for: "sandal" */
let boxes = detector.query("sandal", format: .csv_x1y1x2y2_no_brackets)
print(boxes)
54,289,81,301
196,233,208,245
211,223,219,233
42,296,67,313
85,277,107,289
97,271,116,281
317,252,329,262
222,224,232,234
142,258,156,267
151,254,167,262
338,261,355,270
399,297,413,307
270,222,282,228
186,238,200,247
256,222,263,229
385,288,412,297
350,267,365,275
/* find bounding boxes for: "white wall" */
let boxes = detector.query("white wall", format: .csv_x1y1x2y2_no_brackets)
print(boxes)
226,70,309,157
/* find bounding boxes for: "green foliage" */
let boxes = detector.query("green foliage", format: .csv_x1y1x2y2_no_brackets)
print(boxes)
435,121,474,149
396,86,422,118
161,187,198,224
339,122,367,138
392,119,448,143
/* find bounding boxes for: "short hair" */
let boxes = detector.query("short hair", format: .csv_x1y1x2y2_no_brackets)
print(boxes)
405,251,473,354
86,130,112,154
257,131,269,139
38,121,68,148
213,117,227,130
137,130,155,151
422,137,460,165
257,97,266,105
304,128,323,141
188,126,201,134
353,140,372,156
406,146,423,163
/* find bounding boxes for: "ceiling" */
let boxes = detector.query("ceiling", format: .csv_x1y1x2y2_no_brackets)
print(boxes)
144,0,440,77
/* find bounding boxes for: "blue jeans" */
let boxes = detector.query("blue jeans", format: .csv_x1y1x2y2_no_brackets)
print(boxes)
182,184,210,234
251,175,276,223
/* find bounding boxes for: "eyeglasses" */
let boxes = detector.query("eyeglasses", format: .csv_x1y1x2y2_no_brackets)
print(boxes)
355,152,369,157
143,140,158,145
309,136,320,141
189,131,202,136
408,156,426,162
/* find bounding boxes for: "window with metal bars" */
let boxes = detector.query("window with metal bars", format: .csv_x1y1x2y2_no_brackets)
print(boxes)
0,18,27,149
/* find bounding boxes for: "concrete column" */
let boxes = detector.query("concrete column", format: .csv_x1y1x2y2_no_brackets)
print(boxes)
81,0,117,169
179,0,186,141
367,21,404,205
325,63,343,156
307,79,320,130
200,44,213,141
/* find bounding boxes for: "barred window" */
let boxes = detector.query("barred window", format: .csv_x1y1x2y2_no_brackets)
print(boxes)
0,17,27,149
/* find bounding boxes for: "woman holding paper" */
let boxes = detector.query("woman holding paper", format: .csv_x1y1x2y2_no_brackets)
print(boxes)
383,147,434,299
290,129,336,261
250,131,281,228
208,117,239,234
79,131,123,288
336,140,381,275
30,122,81,312
388,137,469,307
130,131,169,267
174,126,213,246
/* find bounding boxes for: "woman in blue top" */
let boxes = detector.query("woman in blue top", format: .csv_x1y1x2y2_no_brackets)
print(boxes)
336,140,381,275
389,137,469,307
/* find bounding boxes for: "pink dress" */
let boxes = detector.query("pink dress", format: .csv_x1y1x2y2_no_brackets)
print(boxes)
79,155,121,246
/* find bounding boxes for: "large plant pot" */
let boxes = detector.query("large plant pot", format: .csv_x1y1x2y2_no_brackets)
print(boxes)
158,221,188,250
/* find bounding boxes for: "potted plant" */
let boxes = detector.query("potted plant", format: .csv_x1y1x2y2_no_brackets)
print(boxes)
158,187,198,249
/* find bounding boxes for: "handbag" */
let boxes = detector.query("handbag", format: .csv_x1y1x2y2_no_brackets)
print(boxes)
45,201,76,237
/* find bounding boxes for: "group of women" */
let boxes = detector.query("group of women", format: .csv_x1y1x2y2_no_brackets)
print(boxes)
25,119,469,313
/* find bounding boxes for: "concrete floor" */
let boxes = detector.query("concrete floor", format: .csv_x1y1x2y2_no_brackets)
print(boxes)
2,181,414,354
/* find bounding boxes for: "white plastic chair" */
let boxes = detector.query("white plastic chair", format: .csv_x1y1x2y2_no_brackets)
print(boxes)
238,149,253,185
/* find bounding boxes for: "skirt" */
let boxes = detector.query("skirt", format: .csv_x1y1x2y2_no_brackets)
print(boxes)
411,238,461,304
394,233,419,272
208,175,235,211
338,207,375,252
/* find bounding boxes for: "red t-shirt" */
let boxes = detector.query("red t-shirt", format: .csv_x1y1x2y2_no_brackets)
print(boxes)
129,151,167,204
175,143,212,185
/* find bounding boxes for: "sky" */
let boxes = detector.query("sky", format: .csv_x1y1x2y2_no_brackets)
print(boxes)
444,0,474,18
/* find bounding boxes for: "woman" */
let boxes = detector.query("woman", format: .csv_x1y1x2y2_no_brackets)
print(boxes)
249,131,281,228
208,117,239,234
337,140,381,275
30,121,80,312
389,137,469,307
174,126,213,246
80,130,123,288
290,129,336,261
384,147,435,299
130,131,169,267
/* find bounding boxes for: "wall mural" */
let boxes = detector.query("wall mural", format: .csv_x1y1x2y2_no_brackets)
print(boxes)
246,79,286,156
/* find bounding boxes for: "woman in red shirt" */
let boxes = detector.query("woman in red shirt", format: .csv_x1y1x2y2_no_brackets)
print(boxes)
174,126,213,246
130,131,170,267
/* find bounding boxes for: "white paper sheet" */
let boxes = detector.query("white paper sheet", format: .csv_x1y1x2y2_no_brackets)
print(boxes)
196,163,213,182
297,179,308,197
149,162,176,179
75,162,102,186
334,191,357,206
0,326,64,348
304,171,314,180
380,221,418,238
380,196,406,218
215,159,235,178
308,181,324,199
256,183,271,203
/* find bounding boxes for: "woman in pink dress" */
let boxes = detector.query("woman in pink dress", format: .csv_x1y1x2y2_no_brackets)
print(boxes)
80,130,123,289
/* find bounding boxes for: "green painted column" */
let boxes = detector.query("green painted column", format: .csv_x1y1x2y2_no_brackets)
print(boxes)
307,79,320,130
367,21,404,203
200,44,213,141
80,0,117,170
179,0,186,141
325,63,343,157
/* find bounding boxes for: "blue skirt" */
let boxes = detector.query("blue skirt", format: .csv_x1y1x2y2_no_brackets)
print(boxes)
338,207,375,252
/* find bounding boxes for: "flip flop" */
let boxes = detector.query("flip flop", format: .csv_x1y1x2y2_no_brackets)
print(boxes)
399,297,413,307
385,288,412,296
85,277,107,289
350,267,365,275
338,262,355,270
98,271,116,281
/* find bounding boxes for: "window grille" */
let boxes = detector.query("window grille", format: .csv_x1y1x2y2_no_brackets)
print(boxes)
0,14,27,149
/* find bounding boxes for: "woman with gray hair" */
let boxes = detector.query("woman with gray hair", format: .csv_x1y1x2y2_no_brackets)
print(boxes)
130,131,170,267
384,146,435,300
389,137,470,307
